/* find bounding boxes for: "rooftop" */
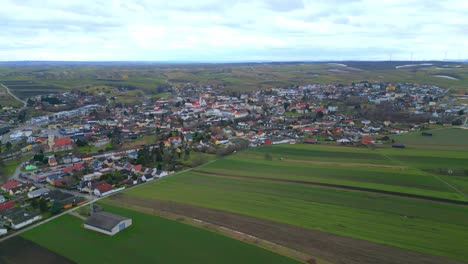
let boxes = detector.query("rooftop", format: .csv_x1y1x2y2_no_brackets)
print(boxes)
84,211,130,232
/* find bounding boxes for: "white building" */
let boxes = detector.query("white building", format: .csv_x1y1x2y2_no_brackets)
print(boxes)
27,188,50,199
84,212,132,236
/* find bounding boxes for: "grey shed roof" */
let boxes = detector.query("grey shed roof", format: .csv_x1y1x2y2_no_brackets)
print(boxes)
28,187,49,197
85,212,130,232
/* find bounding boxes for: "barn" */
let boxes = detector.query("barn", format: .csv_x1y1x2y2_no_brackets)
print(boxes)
84,212,132,236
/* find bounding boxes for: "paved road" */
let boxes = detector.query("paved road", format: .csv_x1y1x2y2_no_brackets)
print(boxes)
0,83,27,108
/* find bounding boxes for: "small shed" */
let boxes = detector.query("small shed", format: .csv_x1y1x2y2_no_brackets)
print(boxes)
84,212,132,236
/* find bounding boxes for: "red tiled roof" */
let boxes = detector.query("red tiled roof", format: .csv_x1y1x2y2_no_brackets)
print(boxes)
0,201,14,211
55,137,72,147
1,180,22,190
133,165,142,172
93,181,113,193
62,162,83,173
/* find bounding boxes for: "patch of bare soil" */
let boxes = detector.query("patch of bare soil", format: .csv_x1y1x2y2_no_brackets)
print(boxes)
0,236,75,264
108,193,465,264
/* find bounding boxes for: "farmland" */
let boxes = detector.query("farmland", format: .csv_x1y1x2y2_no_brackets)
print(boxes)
392,128,468,149
21,204,301,264
3,130,466,264
114,141,468,263
195,143,468,201
1,61,467,100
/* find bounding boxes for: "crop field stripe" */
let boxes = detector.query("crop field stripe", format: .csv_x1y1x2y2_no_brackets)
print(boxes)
122,173,468,261
422,170,467,199
192,170,468,205
237,153,408,169
379,151,468,198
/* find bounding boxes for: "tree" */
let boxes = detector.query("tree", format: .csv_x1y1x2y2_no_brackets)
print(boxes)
82,162,93,175
155,148,163,162
452,119,463,126
75,139,87,147
316,111,324,119
27,98,35,107
5,141,12,152
50,201,62,215
31,198,39,208
0,159,7,182
34,152,45,162
17,110,27,123
459,110,465,116
39,199,49,212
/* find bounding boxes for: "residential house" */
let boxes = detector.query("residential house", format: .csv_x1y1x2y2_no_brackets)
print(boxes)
0,201,14,212
1,180,22,192
47,136,73,152
83,172,103,182
93,181,113,196
48,156,58,167
9,182,36,196
0,195,5,203
132,165,143,174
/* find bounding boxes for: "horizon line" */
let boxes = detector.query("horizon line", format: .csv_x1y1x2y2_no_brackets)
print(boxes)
0,59,467,64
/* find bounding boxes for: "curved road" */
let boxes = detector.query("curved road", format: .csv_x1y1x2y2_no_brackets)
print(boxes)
0,83,27,108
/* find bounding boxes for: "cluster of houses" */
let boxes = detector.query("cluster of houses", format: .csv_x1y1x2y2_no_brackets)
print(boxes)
4,81,466,159
0,180,86,235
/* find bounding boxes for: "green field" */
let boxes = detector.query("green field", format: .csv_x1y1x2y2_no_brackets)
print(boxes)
123,171,468,261
22,204,301,264
1,61,467,98
196,143,468,201
392,128,468,149
117,141,468,262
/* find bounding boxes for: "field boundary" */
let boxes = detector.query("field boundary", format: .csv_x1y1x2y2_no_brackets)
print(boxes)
192,170,468,205
237,153,408,169
0,83,27,108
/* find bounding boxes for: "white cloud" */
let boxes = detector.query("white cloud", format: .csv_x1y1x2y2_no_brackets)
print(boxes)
0,0,466,61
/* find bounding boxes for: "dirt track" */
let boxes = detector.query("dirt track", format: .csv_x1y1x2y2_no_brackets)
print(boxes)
108,193,466,264
192,170,468,205
0,236,74,264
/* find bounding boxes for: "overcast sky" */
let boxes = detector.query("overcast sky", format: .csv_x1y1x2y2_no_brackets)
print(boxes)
0,0,466,61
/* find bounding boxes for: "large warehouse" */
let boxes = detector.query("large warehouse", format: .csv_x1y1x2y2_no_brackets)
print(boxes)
84,212,132,236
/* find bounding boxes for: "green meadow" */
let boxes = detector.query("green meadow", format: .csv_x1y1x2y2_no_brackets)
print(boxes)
22,204,300,264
